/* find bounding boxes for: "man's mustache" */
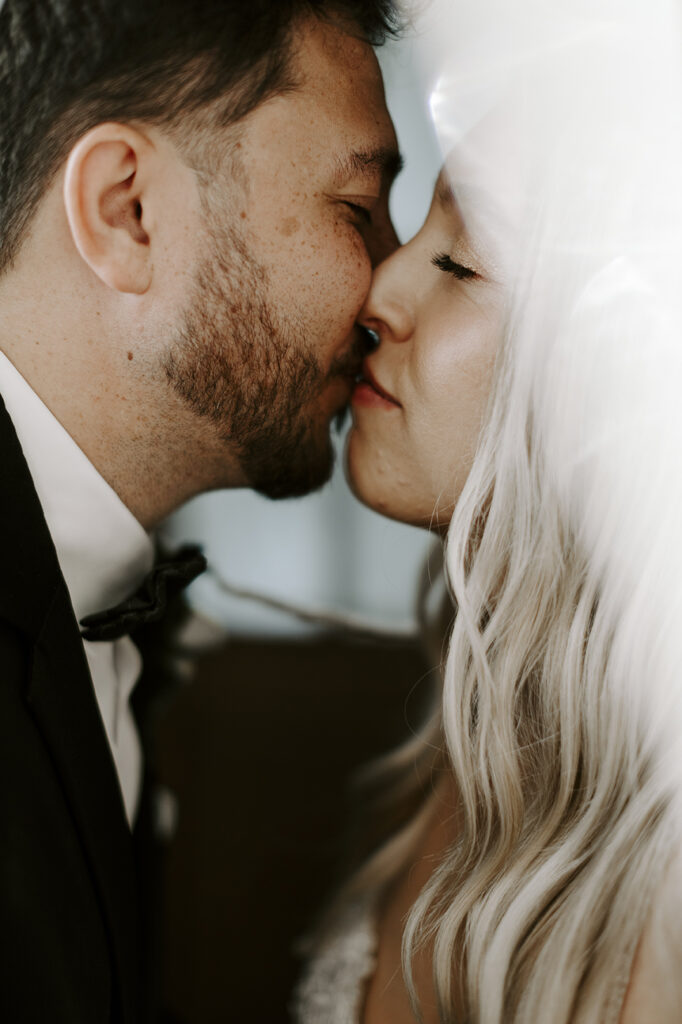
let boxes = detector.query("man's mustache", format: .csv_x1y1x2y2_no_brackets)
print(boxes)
327,326,377,381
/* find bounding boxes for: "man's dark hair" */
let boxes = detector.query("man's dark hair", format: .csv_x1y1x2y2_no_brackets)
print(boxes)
0,0,401,273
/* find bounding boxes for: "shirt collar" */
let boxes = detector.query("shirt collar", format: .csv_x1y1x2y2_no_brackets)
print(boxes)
0,351,154,621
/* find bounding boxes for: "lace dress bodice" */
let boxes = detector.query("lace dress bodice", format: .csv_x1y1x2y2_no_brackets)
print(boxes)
292,893,379,1024
291,886,642,1024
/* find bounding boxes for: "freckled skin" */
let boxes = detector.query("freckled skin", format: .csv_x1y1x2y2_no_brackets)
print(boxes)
229,19,399,419
279,215,298,235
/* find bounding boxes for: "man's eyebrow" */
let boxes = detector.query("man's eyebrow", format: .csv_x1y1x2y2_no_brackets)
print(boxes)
332,146,404,189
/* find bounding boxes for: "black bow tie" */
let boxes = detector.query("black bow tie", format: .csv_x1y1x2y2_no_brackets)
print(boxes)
79,544,207,642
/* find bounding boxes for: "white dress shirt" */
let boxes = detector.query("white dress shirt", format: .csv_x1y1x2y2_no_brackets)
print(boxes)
0,351,154,826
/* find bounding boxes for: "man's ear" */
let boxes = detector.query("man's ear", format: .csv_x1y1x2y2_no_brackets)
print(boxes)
63,123,155,294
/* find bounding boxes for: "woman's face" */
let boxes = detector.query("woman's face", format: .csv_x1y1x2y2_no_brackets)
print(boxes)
346,166,506,529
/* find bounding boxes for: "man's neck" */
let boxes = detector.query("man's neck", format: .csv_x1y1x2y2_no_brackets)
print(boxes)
0,332,237,528
0,249,244,526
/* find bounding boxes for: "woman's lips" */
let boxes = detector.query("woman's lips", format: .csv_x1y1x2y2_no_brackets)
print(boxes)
352,360,401,410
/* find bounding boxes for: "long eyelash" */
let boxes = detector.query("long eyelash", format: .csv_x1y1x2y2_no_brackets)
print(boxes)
431,251,478,281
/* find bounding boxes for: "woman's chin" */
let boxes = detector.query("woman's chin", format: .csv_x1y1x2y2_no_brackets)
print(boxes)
342,429,376,508
343,430,444,532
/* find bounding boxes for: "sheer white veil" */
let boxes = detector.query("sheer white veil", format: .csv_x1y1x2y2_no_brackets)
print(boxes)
340,5,682,1020
417,0,682,809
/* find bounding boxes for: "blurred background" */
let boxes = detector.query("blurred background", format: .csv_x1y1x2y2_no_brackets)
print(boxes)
153,28,442,1024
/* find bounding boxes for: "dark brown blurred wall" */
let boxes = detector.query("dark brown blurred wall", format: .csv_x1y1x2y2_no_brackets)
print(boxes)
155,637,431,1024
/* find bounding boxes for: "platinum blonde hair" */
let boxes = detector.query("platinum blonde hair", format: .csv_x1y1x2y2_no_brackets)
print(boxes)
345,2,682,1021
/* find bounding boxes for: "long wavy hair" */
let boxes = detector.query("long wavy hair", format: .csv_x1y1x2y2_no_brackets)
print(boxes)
337,4,682,1022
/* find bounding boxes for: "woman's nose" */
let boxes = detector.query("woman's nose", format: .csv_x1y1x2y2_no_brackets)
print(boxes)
359,249,415,344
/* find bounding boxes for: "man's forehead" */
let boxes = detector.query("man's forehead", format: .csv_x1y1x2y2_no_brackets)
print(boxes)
290,16,392,125
292,15,383,84
240,16,401,192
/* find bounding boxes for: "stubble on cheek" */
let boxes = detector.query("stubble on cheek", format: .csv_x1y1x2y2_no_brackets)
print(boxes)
162,213,345,497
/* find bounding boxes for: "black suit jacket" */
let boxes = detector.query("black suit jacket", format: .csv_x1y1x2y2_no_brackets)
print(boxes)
0,393,141,1022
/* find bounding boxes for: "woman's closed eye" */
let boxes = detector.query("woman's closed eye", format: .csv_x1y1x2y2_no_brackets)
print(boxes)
431,251,479,281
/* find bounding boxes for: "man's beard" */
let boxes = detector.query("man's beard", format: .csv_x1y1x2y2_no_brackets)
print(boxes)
163,222,361,499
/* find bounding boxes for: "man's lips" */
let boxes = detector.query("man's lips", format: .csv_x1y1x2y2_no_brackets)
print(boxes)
353,359,401,408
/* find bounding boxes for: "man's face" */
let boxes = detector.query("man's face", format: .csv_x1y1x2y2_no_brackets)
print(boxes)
164,17,400,498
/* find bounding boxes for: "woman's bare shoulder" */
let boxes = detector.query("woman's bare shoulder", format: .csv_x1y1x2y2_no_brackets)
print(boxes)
619,848,682,1024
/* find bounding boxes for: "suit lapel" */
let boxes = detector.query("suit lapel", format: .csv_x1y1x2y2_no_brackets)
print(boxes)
0,393,139,1021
